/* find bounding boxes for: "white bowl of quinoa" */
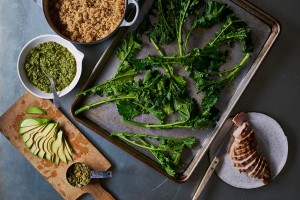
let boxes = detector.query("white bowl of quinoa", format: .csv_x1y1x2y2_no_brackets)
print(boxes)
42,0,140,44
17,34,84,99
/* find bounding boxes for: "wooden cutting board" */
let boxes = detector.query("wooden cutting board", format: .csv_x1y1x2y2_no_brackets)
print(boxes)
0,92,114,200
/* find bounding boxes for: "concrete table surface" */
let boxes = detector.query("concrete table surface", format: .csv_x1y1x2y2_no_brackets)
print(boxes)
0,0,299,200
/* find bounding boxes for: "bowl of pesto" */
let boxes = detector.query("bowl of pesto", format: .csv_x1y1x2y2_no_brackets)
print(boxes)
18,34,84,99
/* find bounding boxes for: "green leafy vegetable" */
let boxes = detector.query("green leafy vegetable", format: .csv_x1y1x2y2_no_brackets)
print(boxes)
115,33,142,75
111,132,197,177
190,53,251,93
147,0,176,45
207,15,253,53
171,0,204,56
193,0,232,29
76,0,253,131
184,0,233,49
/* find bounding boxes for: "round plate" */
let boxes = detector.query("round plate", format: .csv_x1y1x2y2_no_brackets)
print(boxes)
209,112,288,189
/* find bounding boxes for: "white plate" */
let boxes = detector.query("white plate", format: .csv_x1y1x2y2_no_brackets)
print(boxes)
209,112,288,189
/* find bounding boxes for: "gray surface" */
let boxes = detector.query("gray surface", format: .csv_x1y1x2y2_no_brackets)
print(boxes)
0,0,299,200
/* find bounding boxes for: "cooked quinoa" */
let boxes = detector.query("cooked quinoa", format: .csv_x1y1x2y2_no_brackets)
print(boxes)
49,0,125,43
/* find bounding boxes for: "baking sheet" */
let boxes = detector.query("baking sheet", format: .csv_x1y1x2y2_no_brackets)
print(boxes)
71,0,280,182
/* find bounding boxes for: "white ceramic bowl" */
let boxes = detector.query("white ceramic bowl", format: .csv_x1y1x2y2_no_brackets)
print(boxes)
17,34,84,99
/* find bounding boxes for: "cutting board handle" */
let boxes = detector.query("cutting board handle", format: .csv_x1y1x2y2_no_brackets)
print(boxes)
83,185,115,200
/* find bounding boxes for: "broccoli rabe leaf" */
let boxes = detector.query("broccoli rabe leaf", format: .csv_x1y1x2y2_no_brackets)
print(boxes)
192,0,232,29
115,33,142,75
148,0,176,45
116,100,141,120
207,16,253,52
111,132,197,177
190,53,250,93
77,69,138,96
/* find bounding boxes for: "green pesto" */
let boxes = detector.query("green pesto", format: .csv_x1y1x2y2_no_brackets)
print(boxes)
24,42,76,93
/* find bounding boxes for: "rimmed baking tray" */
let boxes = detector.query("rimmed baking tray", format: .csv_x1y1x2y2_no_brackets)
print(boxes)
71,0,280,182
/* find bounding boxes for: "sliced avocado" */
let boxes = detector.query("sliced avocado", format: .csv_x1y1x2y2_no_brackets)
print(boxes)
19,125,39,135
25,123,54,149
45,137,56,161
51,130,62,158
52,130,66,163
64,145,73,162
31,134,43,155
22,124,47,143
37,148,45,158
54,154,60,166
29,141,39,155
62,135,73,161
26,106,47,115
58,145,67,164
32,123,55,141
36,123,57,159
29,132,44,155
64,137,73,155
20,118,51,127
43,124,59,161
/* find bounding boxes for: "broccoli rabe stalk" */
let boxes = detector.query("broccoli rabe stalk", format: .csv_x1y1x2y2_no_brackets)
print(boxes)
191,53,250,93
184,0,232,50
75,95,137,115
111,132,197,177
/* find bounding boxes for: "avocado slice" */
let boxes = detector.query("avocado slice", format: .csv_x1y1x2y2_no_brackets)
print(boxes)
64,145,73,162
30,131,43,155
44,124,59,161
64,138,73,155
31,123,57,156
37,123,58,159
54,154,60,166
22,124,47,143
19,125,39,135
25,123,54,149
58,145,67,164
52,130,67,163
26,106,47,115
62,135,73,161
20,118,51,127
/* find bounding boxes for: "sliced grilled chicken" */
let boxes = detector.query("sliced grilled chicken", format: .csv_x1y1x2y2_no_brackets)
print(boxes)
248,155,263,177
235,155,257,172
230,112,271,184
231,148,256,161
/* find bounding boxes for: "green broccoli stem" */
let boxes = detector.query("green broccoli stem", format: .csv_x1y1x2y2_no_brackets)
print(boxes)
184,29,194,52
208,19,243,47
150,38,165,56
111,132,156,150
112,132,192,142
122,119,192,129
150,38,175,76
205,52,250,89
177,1,191,56
75,96,136,115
